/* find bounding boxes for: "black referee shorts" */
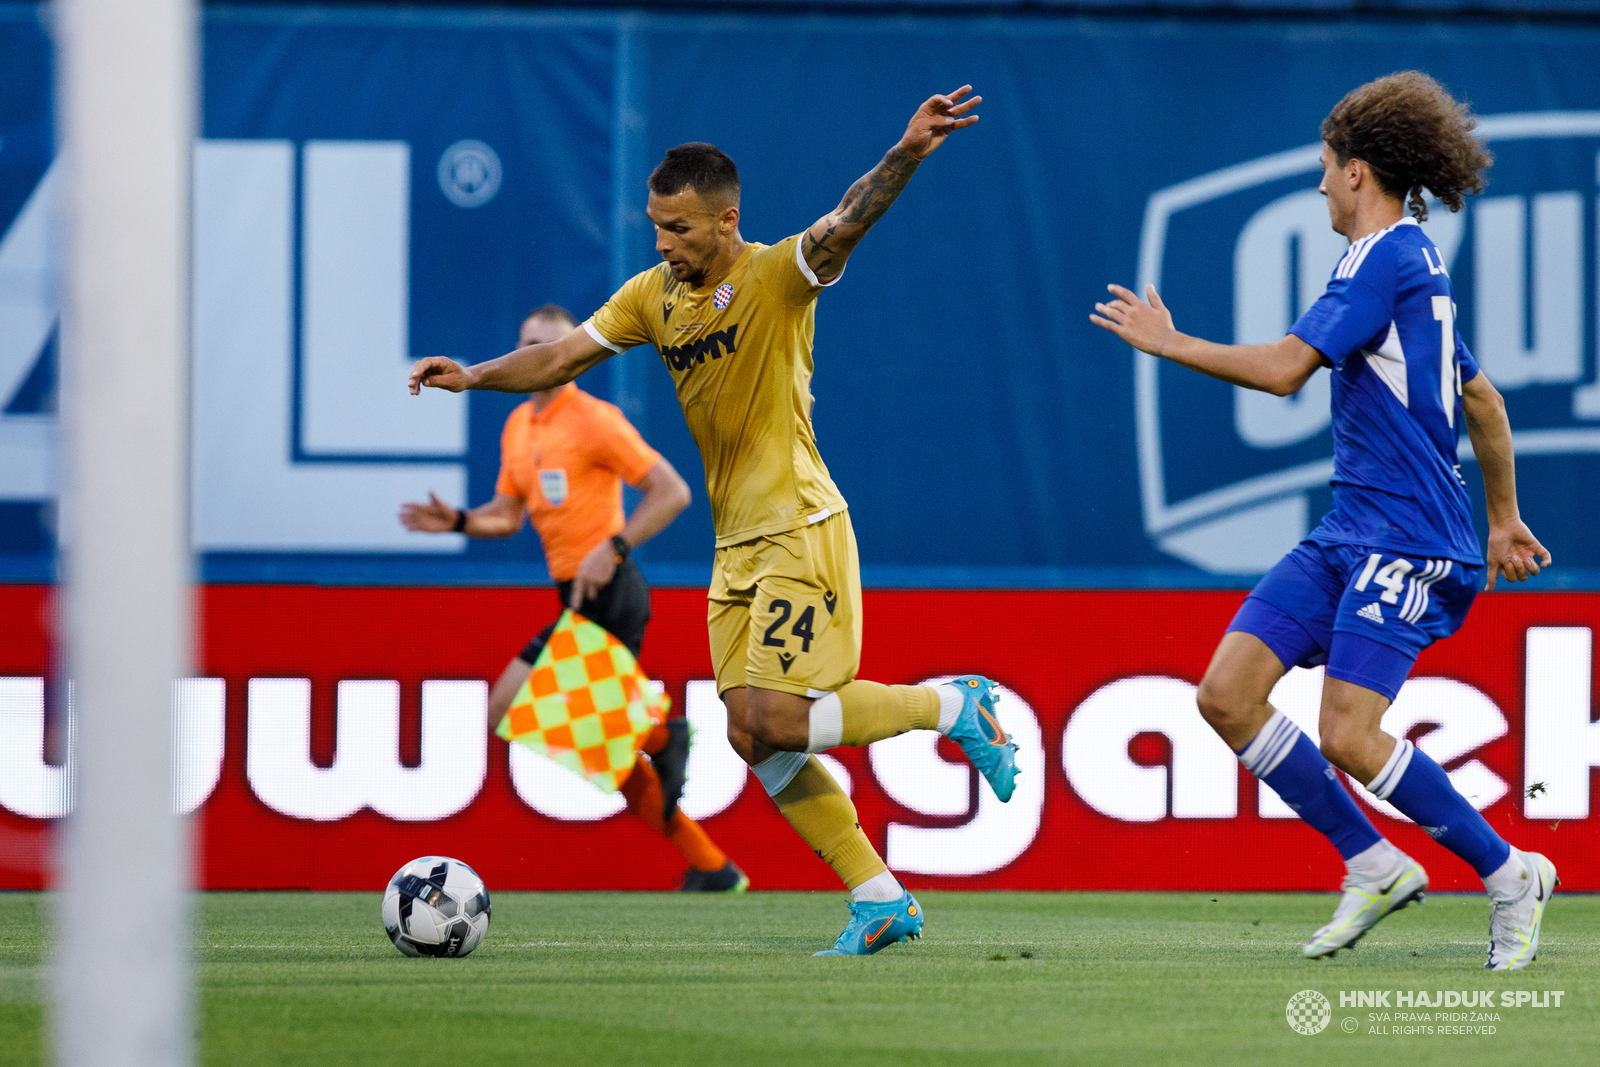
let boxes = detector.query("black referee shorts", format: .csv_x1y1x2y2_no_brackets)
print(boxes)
517,557,651,663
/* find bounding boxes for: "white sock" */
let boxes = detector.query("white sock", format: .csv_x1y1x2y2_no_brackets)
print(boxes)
806,692,844,753
850,870,902,903
1344,839,1402,883
935,684,963,735
1483,849,1528,903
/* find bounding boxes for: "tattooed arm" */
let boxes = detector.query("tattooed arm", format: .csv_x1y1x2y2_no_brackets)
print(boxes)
801,86,981,284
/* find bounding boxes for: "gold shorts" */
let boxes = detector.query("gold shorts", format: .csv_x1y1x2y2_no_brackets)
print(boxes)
707,510,863,698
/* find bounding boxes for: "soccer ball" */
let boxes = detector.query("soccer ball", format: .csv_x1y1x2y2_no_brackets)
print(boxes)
381,856,491,958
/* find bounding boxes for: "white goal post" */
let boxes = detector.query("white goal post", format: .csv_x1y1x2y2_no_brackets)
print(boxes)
53,1,196,1065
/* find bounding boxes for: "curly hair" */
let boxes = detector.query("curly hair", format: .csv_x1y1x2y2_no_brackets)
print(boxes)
1321,71,1491,221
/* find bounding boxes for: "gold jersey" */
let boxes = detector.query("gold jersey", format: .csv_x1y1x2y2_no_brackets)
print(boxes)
584,234,848,548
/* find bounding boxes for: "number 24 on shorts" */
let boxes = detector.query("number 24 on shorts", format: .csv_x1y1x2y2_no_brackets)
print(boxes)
763,600,817,652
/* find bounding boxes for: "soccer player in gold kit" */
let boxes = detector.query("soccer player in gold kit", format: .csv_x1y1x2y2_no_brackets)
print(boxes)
409,87,1016,955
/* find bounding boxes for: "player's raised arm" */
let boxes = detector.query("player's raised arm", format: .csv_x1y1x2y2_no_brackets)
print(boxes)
800,86,981,284
1092,283,1324,397
408,326,610,396
1462,371,1552,590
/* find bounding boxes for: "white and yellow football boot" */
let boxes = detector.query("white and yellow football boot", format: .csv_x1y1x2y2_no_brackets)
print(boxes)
1485,850,1559,971
1303,854,1428,958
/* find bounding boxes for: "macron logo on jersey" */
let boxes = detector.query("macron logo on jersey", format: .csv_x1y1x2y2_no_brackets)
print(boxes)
1357,602,1385,625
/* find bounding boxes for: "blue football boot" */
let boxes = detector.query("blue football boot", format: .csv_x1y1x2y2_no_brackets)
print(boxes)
945,675,1018,802
814,889,925,956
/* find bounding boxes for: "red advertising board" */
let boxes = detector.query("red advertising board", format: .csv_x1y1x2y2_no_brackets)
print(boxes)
2,584,1596,893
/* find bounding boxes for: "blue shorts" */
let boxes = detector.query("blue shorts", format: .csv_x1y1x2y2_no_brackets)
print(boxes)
1226,540,1481,701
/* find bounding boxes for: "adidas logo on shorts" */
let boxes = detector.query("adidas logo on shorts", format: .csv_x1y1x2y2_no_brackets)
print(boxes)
1357,601,1384,625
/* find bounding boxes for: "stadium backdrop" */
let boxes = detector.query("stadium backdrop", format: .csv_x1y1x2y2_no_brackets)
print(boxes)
3,1,1599,891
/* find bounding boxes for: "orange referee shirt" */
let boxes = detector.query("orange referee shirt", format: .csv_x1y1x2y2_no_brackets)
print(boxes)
495,384,662,582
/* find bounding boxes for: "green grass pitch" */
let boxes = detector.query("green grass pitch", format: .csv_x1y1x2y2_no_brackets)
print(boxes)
2,890,1596,1066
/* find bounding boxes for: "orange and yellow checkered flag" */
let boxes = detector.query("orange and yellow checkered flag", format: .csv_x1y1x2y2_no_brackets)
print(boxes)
494,609,670,793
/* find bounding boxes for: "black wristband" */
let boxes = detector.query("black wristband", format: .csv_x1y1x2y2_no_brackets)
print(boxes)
610,534,631,560
451,508,468,533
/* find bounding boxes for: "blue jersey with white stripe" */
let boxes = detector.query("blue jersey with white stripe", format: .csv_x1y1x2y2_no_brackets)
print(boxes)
1289,216,1483,565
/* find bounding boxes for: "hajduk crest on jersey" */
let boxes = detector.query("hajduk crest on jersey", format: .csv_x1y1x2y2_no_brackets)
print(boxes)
714,283,734,310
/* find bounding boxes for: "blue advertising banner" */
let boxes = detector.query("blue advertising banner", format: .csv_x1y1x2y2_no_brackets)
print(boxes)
3,4,1600,587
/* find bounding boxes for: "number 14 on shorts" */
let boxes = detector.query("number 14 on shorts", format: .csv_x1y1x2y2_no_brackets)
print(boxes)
1352,550,1457,628
1356,553,1415,605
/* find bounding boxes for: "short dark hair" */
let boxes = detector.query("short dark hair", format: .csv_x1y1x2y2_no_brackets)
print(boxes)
648,143,740,207
1321,71,1491,221
522,303,576,329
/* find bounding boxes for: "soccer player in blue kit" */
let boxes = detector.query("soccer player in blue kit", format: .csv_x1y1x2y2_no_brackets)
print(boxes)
1092,72,1557,969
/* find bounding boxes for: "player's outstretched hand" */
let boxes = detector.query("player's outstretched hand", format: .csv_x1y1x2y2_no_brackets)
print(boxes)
899,86,981,160
409,356,476,395
569,539,620,611
399,491,459,534
1484,519,1552,591
1092,284,1181,357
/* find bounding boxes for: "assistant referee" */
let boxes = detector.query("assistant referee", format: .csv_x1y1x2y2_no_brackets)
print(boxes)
401,304,747,892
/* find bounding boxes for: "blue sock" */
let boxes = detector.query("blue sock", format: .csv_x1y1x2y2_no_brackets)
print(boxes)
1368,740,1510,877
1238,711,1382,860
